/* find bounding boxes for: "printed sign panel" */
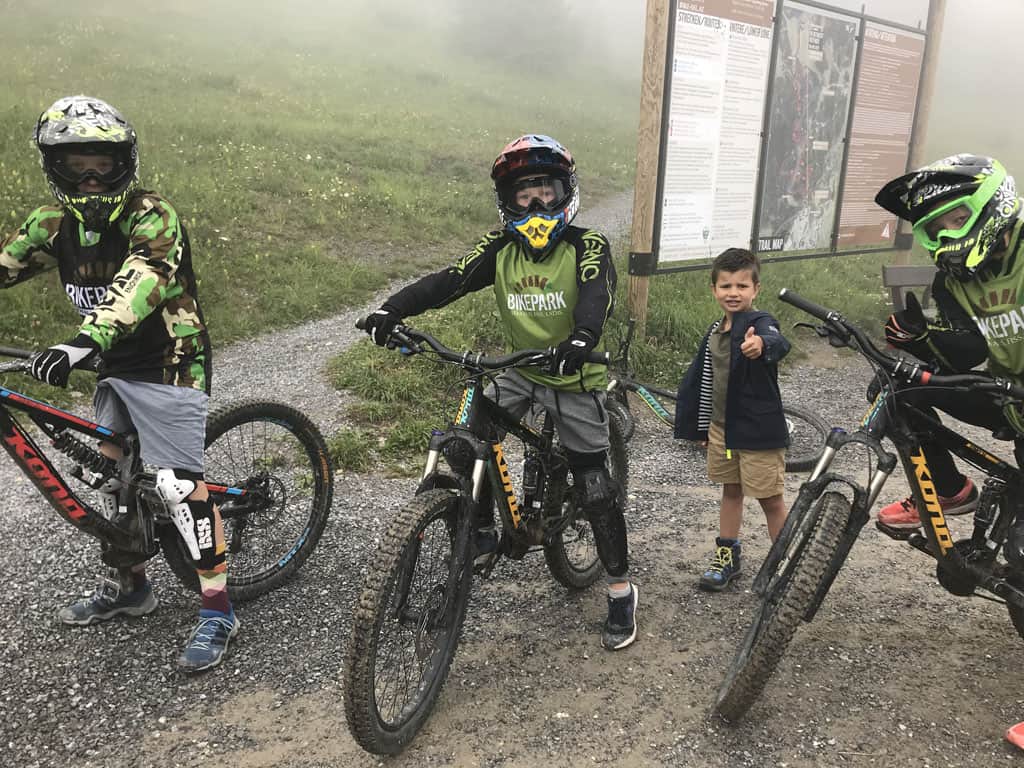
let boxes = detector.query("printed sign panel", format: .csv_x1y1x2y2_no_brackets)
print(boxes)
657,0,774,262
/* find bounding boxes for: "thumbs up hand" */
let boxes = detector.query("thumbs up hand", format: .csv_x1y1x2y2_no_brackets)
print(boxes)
740,325,764,359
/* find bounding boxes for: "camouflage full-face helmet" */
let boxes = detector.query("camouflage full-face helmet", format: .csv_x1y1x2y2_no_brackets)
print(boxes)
35,95,139,231
491,134,579,257
875,154,1021,280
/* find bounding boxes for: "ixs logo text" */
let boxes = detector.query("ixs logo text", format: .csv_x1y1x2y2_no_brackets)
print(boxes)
3,427,87,520
196,518,213,549
909,450,953,554
506,291,567,313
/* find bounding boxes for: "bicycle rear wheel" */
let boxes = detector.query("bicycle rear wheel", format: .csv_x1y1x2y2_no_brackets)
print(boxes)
344,489,474,755
783,405,829,472
160,399,333,602
714,490,850,722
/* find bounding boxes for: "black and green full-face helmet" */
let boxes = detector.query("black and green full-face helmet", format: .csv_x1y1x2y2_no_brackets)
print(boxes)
875,154,1021,280
34,95,138,231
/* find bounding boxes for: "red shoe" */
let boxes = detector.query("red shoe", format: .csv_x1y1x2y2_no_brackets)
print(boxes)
1006,721,1024,750
877,478,978,529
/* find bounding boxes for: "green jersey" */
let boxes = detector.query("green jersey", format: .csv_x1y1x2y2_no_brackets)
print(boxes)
385,226,616,392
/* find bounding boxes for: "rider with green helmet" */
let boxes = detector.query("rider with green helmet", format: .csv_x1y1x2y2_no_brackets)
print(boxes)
874,153,1023,529
0,95,235,672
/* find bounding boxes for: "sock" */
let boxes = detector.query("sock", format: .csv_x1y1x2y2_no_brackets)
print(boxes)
130,563,148,592
197,509,231,614
607,581,632,599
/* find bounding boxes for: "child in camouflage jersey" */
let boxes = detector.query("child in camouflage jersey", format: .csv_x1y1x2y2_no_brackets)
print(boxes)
0,95,235,672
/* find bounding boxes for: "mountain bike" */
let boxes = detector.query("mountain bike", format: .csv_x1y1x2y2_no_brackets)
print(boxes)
0,346,333,602
606,318,829,471
342,322,627,755
714,289,1024,721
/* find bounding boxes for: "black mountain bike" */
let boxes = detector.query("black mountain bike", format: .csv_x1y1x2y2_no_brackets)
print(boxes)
0,346,333,601
343,322,628,755
606,318,829,471
714,289,1024,721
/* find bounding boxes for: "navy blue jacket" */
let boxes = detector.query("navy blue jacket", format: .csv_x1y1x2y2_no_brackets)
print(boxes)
674,310,791,450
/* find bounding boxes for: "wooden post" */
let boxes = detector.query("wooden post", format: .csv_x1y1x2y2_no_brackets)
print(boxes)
627,0,670,336
896,0,946,265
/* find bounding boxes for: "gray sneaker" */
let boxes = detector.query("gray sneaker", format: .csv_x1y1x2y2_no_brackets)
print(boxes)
58,577,158,626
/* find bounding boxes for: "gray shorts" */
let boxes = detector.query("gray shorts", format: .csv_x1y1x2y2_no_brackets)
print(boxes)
484,369,609,455
93,378,208,473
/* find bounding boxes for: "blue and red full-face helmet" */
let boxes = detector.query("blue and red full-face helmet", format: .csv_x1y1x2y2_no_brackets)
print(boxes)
491,134,579,257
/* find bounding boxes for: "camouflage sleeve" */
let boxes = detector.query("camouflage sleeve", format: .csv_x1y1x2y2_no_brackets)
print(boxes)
573,230,616,342
79,194,188,351
0,206,62,287
385,231,503,318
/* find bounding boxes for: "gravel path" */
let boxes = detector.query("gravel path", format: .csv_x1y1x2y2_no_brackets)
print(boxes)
2,199,1022,767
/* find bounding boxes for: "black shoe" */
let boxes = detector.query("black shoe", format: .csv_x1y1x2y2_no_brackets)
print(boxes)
602,584,638,650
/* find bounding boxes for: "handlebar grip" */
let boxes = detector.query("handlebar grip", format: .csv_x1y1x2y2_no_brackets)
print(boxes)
586,350,610,366
355,317,367,331
0,346,32,359
778,288,835,322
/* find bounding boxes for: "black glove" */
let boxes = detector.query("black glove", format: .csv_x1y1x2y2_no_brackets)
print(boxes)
884,291,928,347
362,306,402,347
552,328,597,376
28,334,100,387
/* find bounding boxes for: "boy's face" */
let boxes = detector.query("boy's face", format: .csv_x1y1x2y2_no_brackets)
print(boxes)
712,268,760,316
513,174,560,211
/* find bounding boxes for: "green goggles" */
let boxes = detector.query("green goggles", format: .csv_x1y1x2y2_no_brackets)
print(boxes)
911,166,1004,250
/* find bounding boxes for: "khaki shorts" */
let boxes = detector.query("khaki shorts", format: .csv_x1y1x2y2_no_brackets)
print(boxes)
706,422,785,499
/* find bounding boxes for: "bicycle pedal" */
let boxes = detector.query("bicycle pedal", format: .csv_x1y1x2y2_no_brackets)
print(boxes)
874,520,918,540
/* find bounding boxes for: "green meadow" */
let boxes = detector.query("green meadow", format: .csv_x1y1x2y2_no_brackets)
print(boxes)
0,0,639,396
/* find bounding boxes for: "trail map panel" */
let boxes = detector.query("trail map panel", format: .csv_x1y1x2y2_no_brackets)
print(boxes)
756,1,858,253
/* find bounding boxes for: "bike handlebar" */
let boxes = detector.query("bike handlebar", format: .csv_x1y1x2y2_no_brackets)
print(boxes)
0,344,102,375
778,288,1024,402
355,318,609,370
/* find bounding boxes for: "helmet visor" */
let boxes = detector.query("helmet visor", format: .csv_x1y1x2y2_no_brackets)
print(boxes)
48,147,133,192
498,174,571,215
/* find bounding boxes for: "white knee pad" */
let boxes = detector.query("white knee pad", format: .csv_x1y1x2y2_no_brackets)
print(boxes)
156,469,200,560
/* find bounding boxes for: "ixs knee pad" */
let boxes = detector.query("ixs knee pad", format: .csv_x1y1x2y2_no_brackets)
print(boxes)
156,468,221,570
572,463,629,578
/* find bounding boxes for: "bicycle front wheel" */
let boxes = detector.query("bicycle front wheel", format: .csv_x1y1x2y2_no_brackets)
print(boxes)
714,490,850,722
160,399,334,602
344,489,474,755
783,405,829,472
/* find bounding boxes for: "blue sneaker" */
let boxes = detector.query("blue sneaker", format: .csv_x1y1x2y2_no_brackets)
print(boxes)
699,538,742,591
58,576,157,626
178,609,240,672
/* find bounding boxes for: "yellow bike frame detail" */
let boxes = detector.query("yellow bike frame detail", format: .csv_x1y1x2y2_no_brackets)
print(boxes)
909,449,953,555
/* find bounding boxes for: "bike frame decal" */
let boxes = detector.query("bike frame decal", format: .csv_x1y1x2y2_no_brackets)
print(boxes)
491,442,521,527
0,388,114,436
206,483,244,496
454,384,476,426
860,393,885,428
909,449,953,554
636,385,672,420
1,421,87,520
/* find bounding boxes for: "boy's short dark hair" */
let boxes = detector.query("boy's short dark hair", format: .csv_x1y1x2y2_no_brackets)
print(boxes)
711,247,760,285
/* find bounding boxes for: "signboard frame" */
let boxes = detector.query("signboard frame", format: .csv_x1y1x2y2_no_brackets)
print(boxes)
640,0,932,275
